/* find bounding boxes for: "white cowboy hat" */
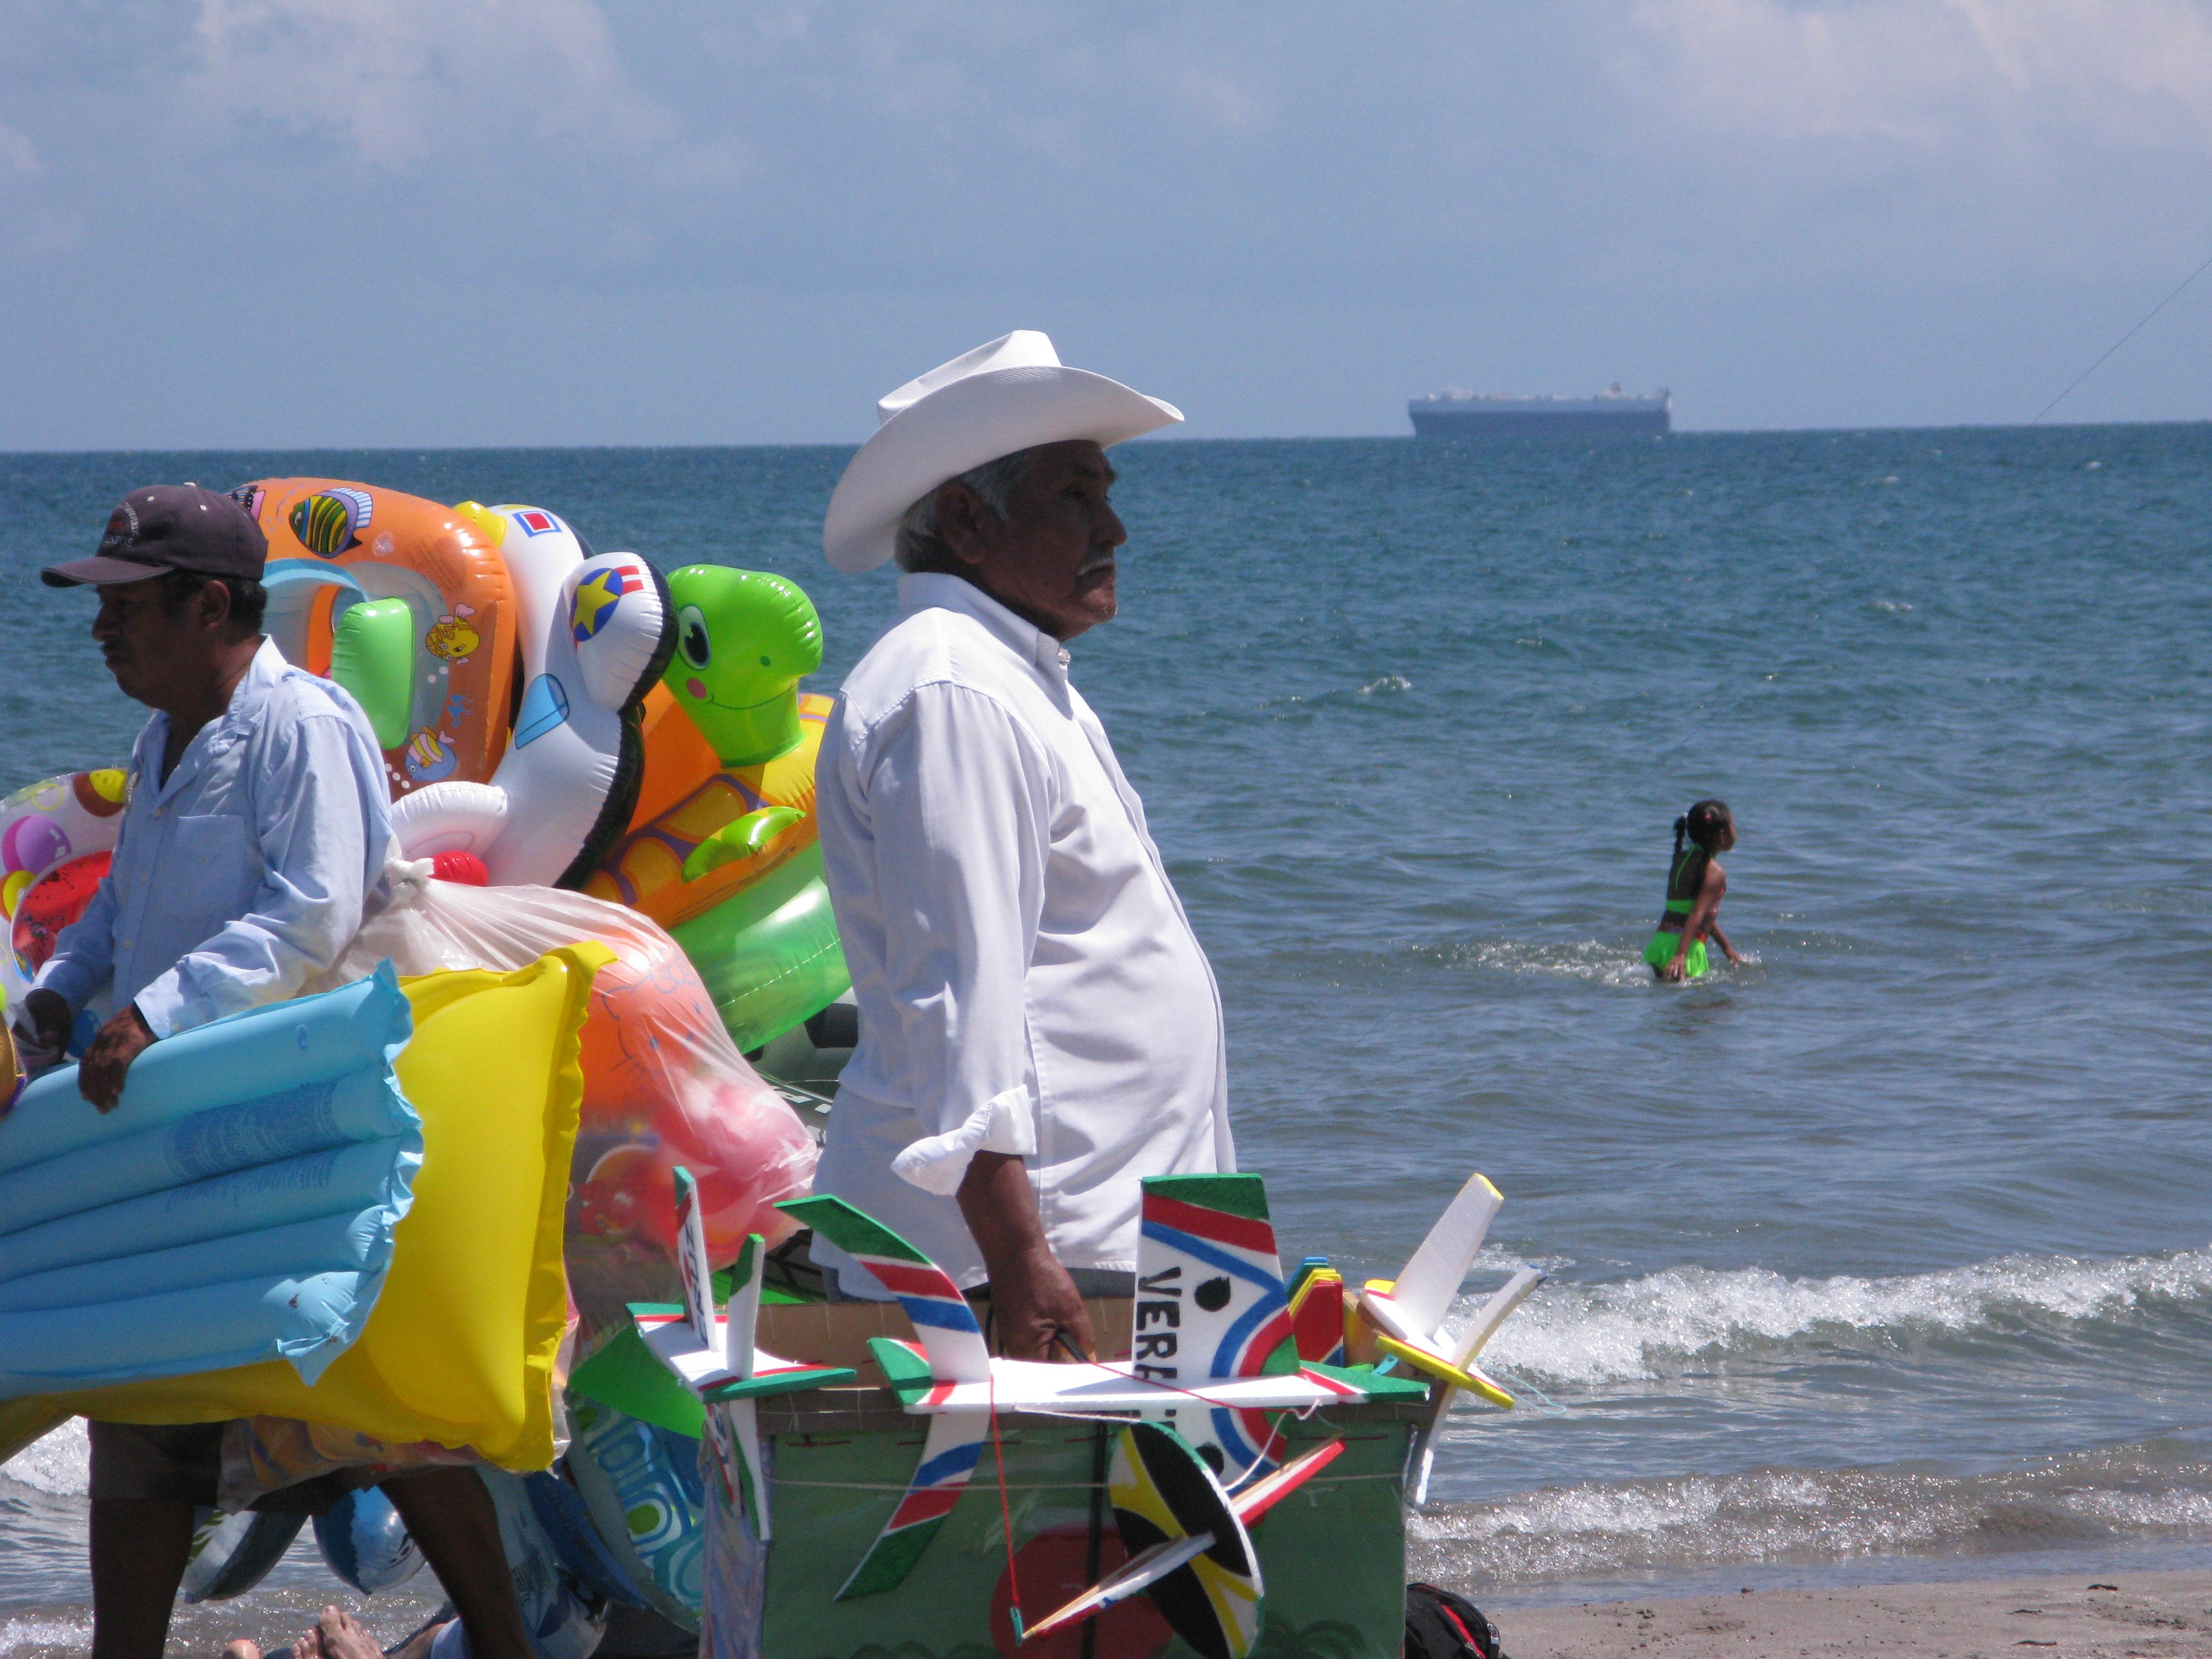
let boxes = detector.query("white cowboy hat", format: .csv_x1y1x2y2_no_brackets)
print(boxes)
822,330,1183,573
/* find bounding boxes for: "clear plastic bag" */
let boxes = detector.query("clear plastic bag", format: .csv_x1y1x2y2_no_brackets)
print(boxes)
309,862,817,1327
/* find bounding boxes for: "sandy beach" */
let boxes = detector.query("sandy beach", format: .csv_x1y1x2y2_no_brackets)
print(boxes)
1495,1571,2212,1658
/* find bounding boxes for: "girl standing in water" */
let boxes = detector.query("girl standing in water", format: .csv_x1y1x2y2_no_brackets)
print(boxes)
1646,799,1743,982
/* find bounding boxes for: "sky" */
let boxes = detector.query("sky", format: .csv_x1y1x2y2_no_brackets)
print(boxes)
3,0,2210,446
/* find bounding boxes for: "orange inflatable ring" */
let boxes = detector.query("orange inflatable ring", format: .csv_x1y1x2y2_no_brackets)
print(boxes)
235,479,520,802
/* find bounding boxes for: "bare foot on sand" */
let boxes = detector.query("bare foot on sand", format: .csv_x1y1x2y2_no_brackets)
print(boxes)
297,1606,397,1659
222,1644,263,1659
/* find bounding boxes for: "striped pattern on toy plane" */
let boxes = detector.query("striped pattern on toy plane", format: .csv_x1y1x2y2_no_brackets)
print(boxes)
779,1195,992,1382
834,1412,988,1600
1133,1175,1299,1484
779,1187,1374,1601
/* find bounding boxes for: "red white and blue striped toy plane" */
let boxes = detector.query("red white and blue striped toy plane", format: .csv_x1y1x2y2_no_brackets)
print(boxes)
628,1168,855,1541
782,1173,1405,1600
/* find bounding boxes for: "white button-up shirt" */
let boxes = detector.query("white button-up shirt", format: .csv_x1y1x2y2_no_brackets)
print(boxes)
36,638,392,1037
812,573,1234,1296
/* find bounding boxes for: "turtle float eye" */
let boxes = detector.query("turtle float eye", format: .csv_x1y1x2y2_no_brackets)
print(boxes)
678,605,712,670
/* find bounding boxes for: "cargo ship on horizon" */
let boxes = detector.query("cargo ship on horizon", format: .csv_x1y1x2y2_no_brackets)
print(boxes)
1410,383,1671,438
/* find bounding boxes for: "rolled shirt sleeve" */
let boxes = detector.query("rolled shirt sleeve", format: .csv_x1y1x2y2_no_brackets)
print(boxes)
853,681,1055,1194
134,709,384,1038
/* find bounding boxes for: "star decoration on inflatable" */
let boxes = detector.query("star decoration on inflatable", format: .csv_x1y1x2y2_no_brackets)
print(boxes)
571,565,639,643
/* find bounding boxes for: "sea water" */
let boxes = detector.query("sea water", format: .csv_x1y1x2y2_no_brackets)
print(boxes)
2,427,2210,1646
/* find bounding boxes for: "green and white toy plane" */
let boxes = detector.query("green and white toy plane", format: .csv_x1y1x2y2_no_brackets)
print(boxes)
784,1172,1438,1604
627,1167,855,1540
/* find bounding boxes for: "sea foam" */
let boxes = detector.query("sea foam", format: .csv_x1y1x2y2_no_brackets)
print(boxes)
1480,1246,2212,1386
0,1420,88,1499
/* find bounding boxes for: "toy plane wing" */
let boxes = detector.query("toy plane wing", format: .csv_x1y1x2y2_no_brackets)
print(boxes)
1022,1422,1262,1659
864,1337,1365,1414
634,1173,855,1541
1357,1171,1522,1409
1404,1263,1545,1506
1020,1438,1344,1647
631,1310,853,1400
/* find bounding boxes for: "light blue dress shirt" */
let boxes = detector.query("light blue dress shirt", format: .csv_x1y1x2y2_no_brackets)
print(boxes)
36,638,393,1038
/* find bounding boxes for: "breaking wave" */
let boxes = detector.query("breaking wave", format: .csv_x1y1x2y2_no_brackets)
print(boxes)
0,1617,93,1659
0,1422,86,1499
1410,1444,2212,1589
1479,1246,2212,1386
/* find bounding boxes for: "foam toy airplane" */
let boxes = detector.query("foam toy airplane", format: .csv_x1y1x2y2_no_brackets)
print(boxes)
1351,1171,1547,1506
1021,1430,1346,1659
627,1168,855,1540
782,1173,1413,1600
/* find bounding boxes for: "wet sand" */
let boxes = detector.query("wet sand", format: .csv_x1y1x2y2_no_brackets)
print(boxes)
1496,1570,2212,1657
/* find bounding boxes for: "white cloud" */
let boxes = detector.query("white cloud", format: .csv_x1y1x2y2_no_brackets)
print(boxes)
185,0,677,169
1626,0,2212,150
0,120,36,175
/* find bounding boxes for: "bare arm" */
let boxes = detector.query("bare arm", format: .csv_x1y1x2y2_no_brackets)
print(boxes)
956,1151,1096,1361
1663,861,1730,978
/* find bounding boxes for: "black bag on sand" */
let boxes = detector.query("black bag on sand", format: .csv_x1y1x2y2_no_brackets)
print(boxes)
1404,1582,1508,1659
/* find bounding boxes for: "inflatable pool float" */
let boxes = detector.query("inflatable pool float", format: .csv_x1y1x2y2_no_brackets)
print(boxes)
237,480,522,797
586,568,847,1050
566,1391,709,1629
0,944,603,1472
314,1483,426,1594
0,963,421,1395
390,504,675,888
241,484,674,888
0,769,128,1025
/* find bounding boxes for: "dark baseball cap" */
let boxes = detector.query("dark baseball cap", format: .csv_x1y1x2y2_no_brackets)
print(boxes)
43,484,269,589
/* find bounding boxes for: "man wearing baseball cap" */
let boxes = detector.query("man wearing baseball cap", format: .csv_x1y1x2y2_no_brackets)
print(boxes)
20,487,535,1659
811,333,1236,1361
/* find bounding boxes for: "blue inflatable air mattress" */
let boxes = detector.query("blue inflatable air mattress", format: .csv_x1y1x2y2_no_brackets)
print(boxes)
0,964,420,1396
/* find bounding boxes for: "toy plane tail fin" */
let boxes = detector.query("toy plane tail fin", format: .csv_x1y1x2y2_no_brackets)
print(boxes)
672,1167,718,1353
779,1195,991,1383
1390,1172,1502,1341
1135,1175,1298,1489
1135,1176,1296,1379
1452,1265,1544,1369
724,1232,762,1381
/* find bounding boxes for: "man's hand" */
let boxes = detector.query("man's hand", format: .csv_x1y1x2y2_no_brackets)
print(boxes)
13,987,72,1065
77,1002,155,1112
957,1149,1098,1362
988,1246,1097,1363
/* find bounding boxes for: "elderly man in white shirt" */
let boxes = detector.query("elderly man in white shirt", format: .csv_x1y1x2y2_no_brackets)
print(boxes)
813,331,1235,1360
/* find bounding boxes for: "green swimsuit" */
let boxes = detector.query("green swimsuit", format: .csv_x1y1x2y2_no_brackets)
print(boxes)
1645,843,1713,978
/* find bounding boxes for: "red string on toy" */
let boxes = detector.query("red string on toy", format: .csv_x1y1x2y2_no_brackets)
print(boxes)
989,1366,1027,1642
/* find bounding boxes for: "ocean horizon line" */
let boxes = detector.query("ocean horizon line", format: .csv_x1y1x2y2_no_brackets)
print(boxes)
3,414,2209,458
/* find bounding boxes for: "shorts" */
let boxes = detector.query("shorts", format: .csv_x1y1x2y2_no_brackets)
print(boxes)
87,1417,472,1513
87,1421,226,1505
1644,931,1708,980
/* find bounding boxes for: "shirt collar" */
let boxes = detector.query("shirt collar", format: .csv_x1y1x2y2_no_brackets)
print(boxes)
145,636,285,791
896,572,1073,684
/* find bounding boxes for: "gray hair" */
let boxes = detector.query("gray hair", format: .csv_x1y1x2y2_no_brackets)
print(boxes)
894,447,1042,573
